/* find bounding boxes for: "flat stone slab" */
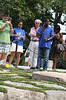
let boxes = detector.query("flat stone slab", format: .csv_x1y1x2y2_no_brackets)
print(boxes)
0,85,66,100
32,71,66,83
0,70,9,73
45,90,66,100
31,81,66,90
18,66,30,69
0,85,46,100
9,65,30,69
4,81,39,89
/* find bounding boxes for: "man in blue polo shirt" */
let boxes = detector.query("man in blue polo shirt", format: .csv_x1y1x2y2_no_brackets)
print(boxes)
36,18,54,70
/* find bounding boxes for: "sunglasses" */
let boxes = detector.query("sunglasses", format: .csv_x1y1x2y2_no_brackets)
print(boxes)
36,23,40,24
19,24,23,25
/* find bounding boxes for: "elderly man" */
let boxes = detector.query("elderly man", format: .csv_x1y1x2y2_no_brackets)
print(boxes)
29,19,42,69
36,18,54,70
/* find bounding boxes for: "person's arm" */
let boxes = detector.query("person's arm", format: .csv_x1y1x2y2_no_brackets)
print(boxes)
36,27,42,38
44,37,53,42
10,28,19,37
10,34,19,37
9,23,13,33
21,30,26,41
44,28,54,42
59,33,63,43
0,22,9,32
30,33,36,37
57,33,63,43
24,48,28,57
30,28,36,37
21,35,25,41
10,28,13,33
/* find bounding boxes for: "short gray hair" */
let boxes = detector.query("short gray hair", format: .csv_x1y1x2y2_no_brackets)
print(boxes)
35,19,42,23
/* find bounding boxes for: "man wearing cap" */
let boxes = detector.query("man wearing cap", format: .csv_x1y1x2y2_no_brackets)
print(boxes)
29,19,42,69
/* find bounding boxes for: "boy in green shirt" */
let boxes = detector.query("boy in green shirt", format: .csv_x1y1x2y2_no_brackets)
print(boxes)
0,12,13,64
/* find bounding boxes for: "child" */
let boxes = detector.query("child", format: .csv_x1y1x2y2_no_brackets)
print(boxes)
24,47,30,66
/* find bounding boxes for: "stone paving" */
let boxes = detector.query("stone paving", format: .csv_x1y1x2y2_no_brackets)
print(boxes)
0,68,66,100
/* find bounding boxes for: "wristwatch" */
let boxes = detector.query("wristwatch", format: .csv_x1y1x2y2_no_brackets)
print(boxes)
48,38,50,41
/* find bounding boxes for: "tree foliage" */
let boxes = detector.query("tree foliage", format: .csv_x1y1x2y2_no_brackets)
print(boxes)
0,0,66,68
0,0,66,28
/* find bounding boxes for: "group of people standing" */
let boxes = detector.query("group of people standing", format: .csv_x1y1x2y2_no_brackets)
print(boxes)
29,18,54,70
0,12,65,70
25,18,66,70
0,12,26,67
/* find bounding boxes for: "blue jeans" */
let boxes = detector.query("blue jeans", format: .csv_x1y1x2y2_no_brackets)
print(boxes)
36,47,50,70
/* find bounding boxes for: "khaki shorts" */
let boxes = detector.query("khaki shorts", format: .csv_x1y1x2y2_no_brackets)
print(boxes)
0,43,10,54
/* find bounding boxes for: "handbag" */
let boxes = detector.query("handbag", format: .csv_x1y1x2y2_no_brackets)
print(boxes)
57,43,66,52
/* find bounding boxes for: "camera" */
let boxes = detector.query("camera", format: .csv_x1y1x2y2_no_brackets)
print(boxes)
9,23,11,25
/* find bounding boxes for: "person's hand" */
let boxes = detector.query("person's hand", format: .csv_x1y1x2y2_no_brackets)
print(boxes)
44,38,48,42
37,34,40,39
9,23,13,28
21,35,24,38
57,33,60,39
24,54,26,57
15,34,19,37
60,33,63,38
5,22,9,27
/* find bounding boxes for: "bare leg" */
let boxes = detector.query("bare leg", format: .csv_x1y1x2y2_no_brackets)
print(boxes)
52,55,57,70
9,52,15,64
16,52,21,67
2,53,7,64
28,58,30,66
0,53,2,60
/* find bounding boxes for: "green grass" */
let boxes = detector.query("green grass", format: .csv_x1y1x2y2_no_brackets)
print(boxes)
0,67,66,94
0,81,46,94
18,71,31,78
0,86,7,93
